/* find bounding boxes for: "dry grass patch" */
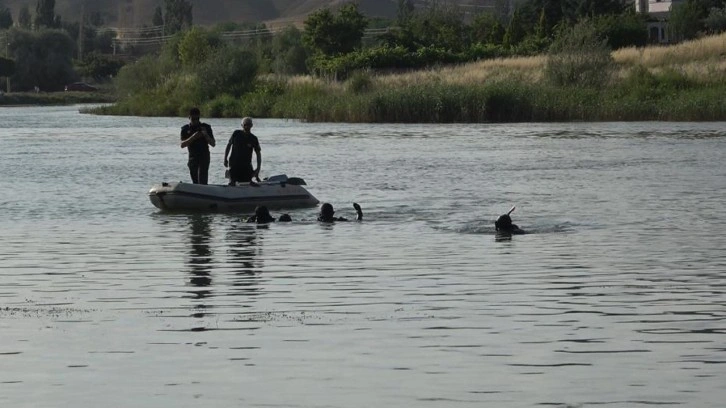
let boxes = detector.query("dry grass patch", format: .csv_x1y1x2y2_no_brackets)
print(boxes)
614,32,726,67
373,55,546,88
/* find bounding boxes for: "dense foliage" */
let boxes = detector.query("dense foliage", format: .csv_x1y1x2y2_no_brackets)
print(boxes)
0,4,12,29
6,28,76,91
545,20,614,88
0,56,14,76
302,3,368,56
108,27,258,116
164,0,193,35
34,0,60,29
17,6,31,29
5,0,726,122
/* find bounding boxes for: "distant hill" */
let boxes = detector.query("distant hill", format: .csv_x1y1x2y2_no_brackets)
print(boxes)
2,0,400,27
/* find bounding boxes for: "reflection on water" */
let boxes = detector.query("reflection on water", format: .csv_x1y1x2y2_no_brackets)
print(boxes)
226,221,262,299
186,214,214,302
183,215,264,321
1,107,725,408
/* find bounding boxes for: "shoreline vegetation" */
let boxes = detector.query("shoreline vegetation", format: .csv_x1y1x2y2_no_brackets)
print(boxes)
0,91,116,106
19,32,726,122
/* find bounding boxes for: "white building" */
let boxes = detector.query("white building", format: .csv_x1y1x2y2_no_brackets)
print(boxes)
635,0,686,43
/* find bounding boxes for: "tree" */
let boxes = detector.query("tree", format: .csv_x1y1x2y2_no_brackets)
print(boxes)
177,27,216,67
705,6,726,33
272,25,308,74
303,8,336,54
668,0,703,42
503,7,527,46
0,6,12,29
164,0,193,35
6,27,77,91
535,7,548,39
18,5,31,29
545,19,614,88
88,11,104,27
593,12,647,49
152,6,164,27
197,46,258,99
76,51,124,80
34,0,58,29
397,0,415,25
403,3,468,52
336,3,368,53
0,56,14,77
470,12,505,44
303,3,368,56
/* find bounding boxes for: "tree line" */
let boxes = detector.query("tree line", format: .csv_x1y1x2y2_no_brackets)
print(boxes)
4,0,726,93
0,0,194,91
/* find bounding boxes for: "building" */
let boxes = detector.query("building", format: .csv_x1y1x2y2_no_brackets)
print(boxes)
636,0,686,43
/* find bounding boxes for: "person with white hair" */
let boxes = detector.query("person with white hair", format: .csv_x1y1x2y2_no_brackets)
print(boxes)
224,116,262,185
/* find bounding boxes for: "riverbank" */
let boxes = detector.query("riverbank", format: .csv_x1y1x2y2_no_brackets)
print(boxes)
90,32,726,122
0,91,116,106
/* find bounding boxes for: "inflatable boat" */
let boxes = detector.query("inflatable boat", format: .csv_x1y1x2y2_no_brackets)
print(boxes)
149,175,319,212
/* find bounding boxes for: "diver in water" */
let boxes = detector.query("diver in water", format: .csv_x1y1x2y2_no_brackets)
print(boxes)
495,206,526,235
246,203,363,224
317,203,363,222
246,205,292,224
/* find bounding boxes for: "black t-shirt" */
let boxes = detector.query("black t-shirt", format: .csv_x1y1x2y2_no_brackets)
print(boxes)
181,122,214,158
226,130,260,168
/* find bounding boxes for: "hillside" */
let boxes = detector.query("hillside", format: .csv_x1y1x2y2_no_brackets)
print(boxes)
2,0,399,27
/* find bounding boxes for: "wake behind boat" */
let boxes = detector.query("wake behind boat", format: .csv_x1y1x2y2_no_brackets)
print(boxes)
148,174,319,212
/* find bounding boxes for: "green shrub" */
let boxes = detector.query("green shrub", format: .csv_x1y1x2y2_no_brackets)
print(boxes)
545,20,614,88
346,70,372,93
205,94,242,117
197,46,258,99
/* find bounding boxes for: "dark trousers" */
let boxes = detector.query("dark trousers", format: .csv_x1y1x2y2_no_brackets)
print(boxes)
188,155,210,185
229,165,253,185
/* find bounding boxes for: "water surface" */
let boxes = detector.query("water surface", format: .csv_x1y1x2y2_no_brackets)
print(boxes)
1,106,725,407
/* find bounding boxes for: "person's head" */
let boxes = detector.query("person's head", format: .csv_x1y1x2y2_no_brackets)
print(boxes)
278,213,292,222
189,107,201,123
241,117,253,131
319,203,335,220
495,214,513,232
254,205,274,223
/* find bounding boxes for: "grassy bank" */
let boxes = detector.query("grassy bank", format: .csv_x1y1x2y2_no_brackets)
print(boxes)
0,91,116,106
92,32,726,122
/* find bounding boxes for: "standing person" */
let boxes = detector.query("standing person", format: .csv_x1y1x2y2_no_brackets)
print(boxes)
224,117,262,185
180,107,215,185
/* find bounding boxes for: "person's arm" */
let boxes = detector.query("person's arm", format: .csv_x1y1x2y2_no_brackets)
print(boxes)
353,203,363,221
224,137,232,167
181,128,202,148
254,147,262,181
203,124,215,147
180,127,192,148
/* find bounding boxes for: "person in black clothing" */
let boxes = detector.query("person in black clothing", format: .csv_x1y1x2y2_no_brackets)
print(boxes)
318,203,363,222
246,205,292,224
180,107,215,185
224,117,261,186
495,206,526,235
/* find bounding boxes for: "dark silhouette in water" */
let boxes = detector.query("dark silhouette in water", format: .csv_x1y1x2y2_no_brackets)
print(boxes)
318,202,363,222
246,205,292,224
495,206,526,235
245,203,363,224
186,214,213,301
226,226,262,299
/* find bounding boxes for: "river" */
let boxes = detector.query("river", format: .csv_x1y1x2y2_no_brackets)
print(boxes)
1,105,725,407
